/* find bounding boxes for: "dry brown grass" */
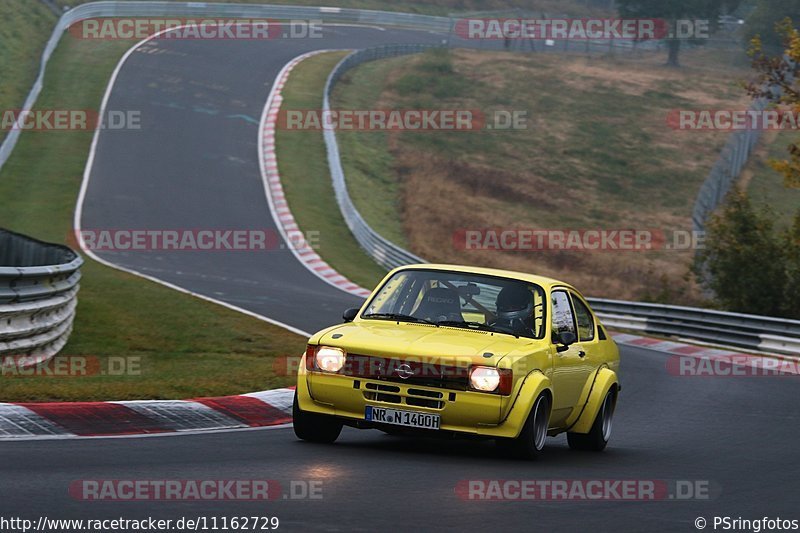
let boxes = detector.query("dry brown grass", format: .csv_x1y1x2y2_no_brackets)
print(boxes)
363,46,755,303
398,150,698,302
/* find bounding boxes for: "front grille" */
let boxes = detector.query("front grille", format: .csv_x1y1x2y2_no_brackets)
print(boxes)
365,383,400,393
364,391,402,404
406,388,444,409
361,381,451,410
406,396,444,409
363,383,402,404
344,354,470,391
407,388,442,399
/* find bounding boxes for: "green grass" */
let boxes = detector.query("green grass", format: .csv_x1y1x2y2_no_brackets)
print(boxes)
0,34,305,402
276,51,389,289
0,0,57,143
321,46,757,303
331,57,413,248
745,131,800,231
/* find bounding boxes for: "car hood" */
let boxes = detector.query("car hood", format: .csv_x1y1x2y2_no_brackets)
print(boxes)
316,320,540,367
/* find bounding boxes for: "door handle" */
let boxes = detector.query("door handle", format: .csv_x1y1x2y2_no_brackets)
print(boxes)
578,350,586,357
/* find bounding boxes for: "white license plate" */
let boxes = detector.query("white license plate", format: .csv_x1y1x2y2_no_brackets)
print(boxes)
365,406,440,430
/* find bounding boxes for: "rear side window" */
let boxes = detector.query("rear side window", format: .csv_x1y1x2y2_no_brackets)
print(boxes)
571,294,595,342
551,291,576,342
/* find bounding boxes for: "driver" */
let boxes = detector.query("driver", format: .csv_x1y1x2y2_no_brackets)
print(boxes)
491,285,534,337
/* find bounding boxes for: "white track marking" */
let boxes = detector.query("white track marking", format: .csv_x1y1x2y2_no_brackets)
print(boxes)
73,25,311,338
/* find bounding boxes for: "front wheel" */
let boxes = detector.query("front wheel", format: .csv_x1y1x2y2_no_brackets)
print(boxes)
292,392,342,443
496,392,550,459
567,388,616,451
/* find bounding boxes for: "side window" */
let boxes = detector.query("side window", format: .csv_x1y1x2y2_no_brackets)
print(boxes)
571,294,595,342
551,291,576,342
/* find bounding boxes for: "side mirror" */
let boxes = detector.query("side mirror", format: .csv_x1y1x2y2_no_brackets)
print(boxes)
342,308,359,323
556,331,577,353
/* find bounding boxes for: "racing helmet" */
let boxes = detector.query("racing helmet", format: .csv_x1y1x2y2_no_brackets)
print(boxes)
494,285,533,332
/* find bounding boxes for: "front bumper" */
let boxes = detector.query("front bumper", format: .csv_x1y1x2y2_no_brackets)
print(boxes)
298,370,525,438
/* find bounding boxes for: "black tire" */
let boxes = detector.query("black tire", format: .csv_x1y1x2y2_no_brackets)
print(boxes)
496,392,550,459
292,392,343,443
567,388,616,452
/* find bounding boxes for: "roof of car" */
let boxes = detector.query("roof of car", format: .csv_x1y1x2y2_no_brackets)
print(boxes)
393,263,578,292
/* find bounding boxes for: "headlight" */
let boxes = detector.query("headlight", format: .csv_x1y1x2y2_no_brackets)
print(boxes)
315,346,346,373
470,366,513,394
470,366,501,392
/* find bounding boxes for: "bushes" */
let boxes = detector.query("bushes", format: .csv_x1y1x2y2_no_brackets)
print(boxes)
695,188,800,318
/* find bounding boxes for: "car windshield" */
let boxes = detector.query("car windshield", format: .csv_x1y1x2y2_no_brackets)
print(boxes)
362,269,546,339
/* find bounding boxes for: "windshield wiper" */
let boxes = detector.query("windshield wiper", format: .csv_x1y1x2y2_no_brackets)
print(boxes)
436,320,519,338
362,313,438,325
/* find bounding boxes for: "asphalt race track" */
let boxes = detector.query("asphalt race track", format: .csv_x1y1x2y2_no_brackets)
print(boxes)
2,344,798,531
3,24,797,533
79,26,452,333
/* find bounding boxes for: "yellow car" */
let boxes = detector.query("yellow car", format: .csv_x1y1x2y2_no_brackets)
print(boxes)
294,264,620,458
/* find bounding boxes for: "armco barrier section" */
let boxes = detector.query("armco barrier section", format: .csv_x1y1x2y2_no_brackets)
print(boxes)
589,298,800,356
0,229,83,364
323,45,436,270
0,1,680,174
0,1,453,173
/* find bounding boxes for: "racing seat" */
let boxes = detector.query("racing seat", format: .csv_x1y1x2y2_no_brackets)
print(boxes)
414,287,464,323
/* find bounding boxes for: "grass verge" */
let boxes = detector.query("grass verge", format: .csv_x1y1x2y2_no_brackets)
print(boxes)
0,0,57,144
743,130,800,230
330,46,758,304
276,51,389,290
331,57,412,248
0,34,305,402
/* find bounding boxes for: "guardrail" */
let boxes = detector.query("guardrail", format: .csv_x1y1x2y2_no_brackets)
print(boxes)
0,1,702,175
0,229,83,365
0,1,453,174
324,44,439,270
589,299,800,356
323,44,800,357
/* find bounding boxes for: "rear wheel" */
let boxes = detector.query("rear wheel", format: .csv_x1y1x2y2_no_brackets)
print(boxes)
496,392,550,459
292,392,342,443
567,388,616,451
